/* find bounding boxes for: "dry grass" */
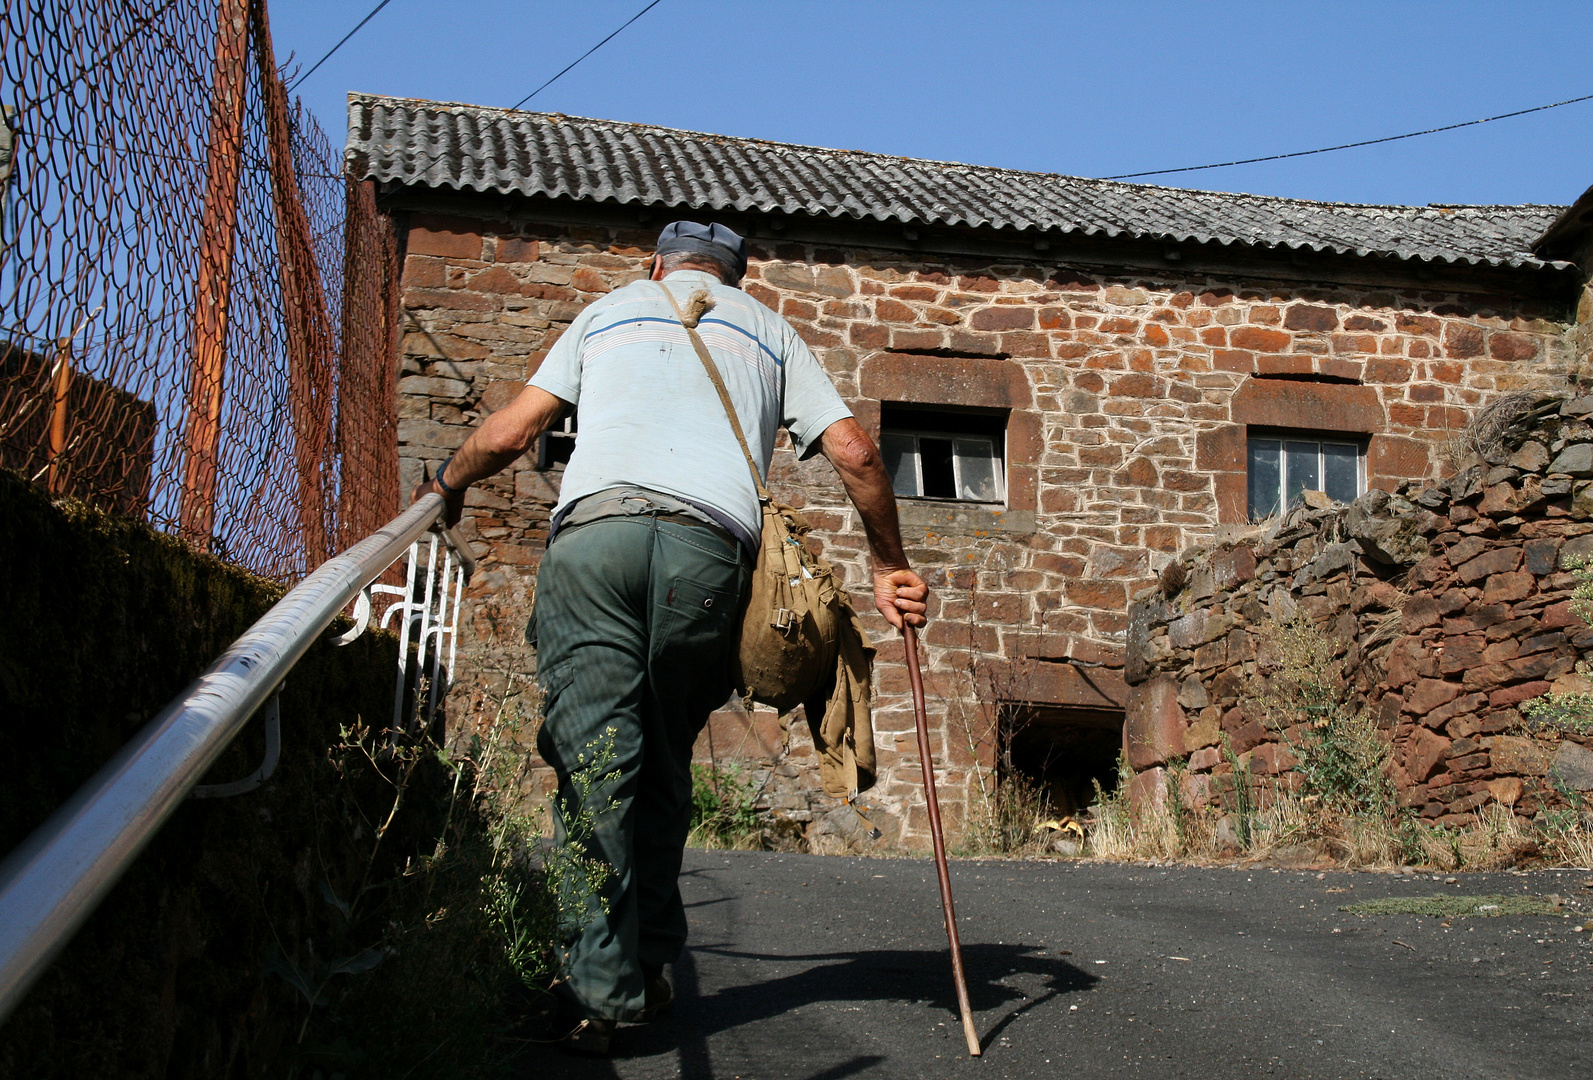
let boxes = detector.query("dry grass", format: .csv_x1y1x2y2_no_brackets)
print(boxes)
1084,758,1183,863
1087,774,1339,866
1211,515,1276,549
956,770,1069,858
1361,601,1408,654
1548,824,1593,869
1077,767,1593,871
1443,390,1562,467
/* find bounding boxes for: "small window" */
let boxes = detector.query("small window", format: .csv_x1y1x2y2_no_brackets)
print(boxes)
1247,434,1363,519
879,404,1006,503
537,412,576,470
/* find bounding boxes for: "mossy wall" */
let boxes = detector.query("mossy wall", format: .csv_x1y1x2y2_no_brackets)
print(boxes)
0,468,433,1078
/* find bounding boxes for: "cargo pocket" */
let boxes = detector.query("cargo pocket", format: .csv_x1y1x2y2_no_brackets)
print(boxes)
537,658,576,717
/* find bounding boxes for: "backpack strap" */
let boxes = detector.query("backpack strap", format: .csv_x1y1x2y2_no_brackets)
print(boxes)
654,281,770,501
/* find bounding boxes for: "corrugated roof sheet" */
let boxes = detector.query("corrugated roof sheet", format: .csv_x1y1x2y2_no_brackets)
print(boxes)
346,93,1571,272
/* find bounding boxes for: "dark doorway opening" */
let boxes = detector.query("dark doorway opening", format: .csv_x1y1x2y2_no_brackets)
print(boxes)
1000,704,1125,817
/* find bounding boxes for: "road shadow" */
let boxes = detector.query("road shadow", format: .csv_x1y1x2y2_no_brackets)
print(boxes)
514,941,1097,1078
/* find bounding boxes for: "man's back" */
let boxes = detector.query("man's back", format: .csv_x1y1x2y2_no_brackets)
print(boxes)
529,269,850,542
407,221,928,1055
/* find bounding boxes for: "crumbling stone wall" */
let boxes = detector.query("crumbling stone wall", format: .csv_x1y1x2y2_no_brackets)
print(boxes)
394,205,1572,847
1125,395,1593,825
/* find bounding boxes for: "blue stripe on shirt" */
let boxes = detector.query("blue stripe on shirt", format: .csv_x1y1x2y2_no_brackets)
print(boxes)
695,317,785,369
587,313,785,369
588,315,682,337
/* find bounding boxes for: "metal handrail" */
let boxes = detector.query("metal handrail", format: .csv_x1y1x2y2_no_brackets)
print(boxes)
0,492,473,1023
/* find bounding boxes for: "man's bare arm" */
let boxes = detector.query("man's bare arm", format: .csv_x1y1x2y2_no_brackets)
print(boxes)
818,417,929,630
411,385,569,526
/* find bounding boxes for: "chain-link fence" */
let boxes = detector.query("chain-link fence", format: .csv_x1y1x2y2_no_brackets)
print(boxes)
0,0,400,581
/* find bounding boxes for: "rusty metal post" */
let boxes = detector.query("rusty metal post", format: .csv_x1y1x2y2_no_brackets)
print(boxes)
903,624,982,1056
45,337,71,494
251,0,334,567
178,0,251,547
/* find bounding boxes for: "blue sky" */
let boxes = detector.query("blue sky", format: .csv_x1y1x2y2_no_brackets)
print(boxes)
272,0,1593,208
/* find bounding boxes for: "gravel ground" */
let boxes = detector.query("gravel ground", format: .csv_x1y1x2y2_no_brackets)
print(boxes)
518,850,1593,1079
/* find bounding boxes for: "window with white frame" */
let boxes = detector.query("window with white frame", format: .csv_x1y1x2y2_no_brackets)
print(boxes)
879,405,1006,504
1247,434,1364,519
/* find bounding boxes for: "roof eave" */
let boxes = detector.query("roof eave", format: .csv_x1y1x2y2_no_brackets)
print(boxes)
1533,182,1593,262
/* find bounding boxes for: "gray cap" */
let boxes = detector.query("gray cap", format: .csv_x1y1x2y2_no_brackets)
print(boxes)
655,221,748,280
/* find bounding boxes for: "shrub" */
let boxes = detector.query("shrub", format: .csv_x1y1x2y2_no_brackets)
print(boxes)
477,725,617,994
689,761,765,849
1252,615,1395,818
273,665,618,1077
959,769,1054,856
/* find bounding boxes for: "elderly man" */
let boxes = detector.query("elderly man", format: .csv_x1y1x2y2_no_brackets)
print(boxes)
412,221,928,1054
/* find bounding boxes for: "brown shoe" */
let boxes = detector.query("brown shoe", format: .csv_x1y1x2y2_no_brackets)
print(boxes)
552,1013,615,1057
638,972,673,1023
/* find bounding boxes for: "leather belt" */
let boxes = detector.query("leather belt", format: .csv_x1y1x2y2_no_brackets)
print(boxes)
653,511,738,549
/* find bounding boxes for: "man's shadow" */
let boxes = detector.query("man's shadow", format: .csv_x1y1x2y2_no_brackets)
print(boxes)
682,940,1097,1032
526,939,1097,1079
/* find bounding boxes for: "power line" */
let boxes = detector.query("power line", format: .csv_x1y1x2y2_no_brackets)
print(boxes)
288,0,395,91
1102,90,1593,181
510,0,665,111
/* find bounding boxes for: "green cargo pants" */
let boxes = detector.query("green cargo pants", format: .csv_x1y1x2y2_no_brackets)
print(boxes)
532,513,748,1021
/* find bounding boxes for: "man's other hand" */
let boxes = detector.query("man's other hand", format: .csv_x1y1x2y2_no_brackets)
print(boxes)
411,474,465,529
873,566,928,630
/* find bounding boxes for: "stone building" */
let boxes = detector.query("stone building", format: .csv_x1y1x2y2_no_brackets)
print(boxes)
345,92,1586,848
1111,189,1593,830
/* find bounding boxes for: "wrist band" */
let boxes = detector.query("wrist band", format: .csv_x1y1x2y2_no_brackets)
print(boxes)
435,454,464,496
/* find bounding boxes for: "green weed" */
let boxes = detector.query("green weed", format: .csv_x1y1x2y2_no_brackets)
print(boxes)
1253,615,1395,818
689,761,765,849
479,726,618,991
1220,732,1256,847
1340,894,1568,918
269,644,618,1077
958,769,1054,856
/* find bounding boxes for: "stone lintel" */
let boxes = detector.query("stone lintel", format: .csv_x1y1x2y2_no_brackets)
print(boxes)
859,352,1032,410
1231,377,1385,433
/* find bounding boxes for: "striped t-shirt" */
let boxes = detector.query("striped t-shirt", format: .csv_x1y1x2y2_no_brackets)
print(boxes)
529,270,853,543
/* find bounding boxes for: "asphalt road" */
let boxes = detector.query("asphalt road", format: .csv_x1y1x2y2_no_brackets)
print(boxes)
522,851,1593,1080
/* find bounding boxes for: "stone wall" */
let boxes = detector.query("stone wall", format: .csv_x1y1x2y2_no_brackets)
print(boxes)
1124,395,1593,825
393,204,1573,847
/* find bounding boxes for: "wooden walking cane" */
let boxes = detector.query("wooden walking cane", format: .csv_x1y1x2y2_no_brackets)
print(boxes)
903,623,981,1057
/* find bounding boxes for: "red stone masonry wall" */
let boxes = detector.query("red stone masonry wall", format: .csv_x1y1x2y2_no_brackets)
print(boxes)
393,207,1573,849
1124,397,1593,826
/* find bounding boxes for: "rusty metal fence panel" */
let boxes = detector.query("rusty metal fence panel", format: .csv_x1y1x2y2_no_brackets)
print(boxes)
0,0,400,581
